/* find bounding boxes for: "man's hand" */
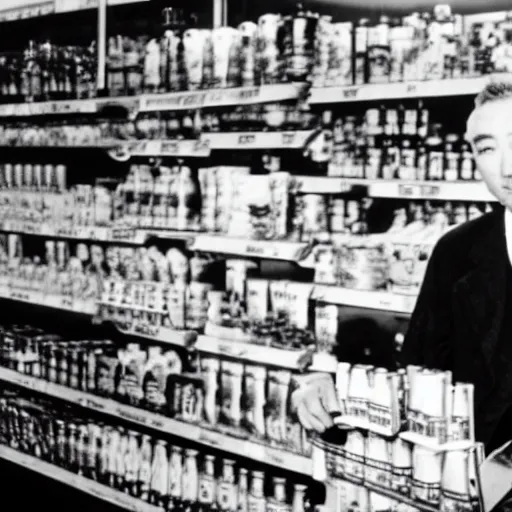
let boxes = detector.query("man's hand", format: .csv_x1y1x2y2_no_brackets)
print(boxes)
291,372,341,433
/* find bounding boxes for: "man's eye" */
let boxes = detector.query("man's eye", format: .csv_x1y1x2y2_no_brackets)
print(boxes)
476,146,495,155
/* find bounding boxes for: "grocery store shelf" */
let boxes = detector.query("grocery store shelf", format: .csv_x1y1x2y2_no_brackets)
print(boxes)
312,285,417,315
309,76,492,104
139,82,308,112
0,286,97,315
203,130,315,150
0,445,160,512
399,431,475,452
116,324,197,348
120,139,211,157
368,180,494,202
0,0,150,22
0,83,307,118
190,235,312,262
0,368,313,476
0,1,54,22
55,0,149,13
0,221,202,245
0,221,147,243
196,334,337,372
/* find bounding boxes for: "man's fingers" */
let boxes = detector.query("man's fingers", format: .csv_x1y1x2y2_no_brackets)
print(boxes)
308,394,334,430
322,377,341,414
298,403,326,433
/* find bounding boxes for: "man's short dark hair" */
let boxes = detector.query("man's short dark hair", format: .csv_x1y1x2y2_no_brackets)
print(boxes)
475,77,512,107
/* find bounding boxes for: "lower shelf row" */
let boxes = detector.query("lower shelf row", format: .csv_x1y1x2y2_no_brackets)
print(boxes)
0,369,447,512
0,367,313,476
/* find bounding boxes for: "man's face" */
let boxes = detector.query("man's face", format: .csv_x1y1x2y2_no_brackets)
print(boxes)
467,98,512,210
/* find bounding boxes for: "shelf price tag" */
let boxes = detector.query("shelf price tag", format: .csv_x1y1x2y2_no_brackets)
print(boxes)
198,429,222,448
55,0,98,13
133,323,161,338
398,184,441,199
405,83,418,95
216,341,248,359
60,297,74,310
115,405,149,426
342,87,360,99
111,227,137,241
149,417,165,429
78,396,107,412
243,442,266,462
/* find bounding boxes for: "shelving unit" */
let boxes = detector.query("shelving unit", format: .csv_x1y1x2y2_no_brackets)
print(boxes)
0,445,161,512
308,76,493,104
0,1,494,511
312,286,417,315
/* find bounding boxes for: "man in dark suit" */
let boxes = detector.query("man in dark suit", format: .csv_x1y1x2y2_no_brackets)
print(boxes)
293,78,512,454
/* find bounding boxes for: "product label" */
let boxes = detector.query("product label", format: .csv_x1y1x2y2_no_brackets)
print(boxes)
218,482,237,511
365,458,392,488
343,451,364,483
248,496,267,512
412,478,441,505
391,466,412,495
198,475,215,504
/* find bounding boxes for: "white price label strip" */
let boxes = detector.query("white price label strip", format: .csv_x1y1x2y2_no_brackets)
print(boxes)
55,0,148,12
204,130,314,150
196,335,307,370
0,445,161,512
0,221,148,244
0,287,97,315
312,285,417,314
190,235,309,262
368,180,496,202
125,139,211,158
140,83,307,112
0,368,313,475
0,1,53,21
116,325,197,348
309,76,492,104
293,177,368,194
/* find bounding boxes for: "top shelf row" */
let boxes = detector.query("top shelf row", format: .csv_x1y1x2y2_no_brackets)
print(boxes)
0,76,495,118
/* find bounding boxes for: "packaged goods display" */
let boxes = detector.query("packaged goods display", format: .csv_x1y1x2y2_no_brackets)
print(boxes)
310,201,491,294
0,40,97,103
0,105,318,147
312,361,484,512
3,5,512,105
332,361,476,446
0,234,102,308
0,2,509,512
0,392,313,512
315,434,482,512
0,120,129,147
0,323,313,457
325,104,479,181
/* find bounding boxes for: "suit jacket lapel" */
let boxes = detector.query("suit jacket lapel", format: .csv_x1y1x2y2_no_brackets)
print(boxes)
453,208,507,390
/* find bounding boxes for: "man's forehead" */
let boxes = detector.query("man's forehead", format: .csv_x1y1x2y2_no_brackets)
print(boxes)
467,98,512,138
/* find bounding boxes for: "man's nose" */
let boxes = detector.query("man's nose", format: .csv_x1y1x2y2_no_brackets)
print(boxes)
502,148,512,177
